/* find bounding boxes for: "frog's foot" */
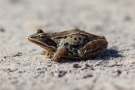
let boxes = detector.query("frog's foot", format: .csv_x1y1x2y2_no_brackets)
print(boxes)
42,51,48,56
78,39,108,58
53,47,67,62
42,51,51,58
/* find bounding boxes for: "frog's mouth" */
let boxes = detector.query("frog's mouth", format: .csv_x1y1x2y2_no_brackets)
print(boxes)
28,36,56,51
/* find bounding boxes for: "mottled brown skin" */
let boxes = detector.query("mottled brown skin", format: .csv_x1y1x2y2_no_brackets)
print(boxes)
28,29,108,62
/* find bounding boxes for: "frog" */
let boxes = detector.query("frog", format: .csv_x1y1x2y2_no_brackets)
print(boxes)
28,28,108,62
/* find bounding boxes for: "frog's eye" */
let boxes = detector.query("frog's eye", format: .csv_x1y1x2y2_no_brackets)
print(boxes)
36,29,44,34
38,34,45,38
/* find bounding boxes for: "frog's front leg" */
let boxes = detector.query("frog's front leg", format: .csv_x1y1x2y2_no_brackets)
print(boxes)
42,51,49,56
42,50,54,58
53,47,67,62
78,39,108,58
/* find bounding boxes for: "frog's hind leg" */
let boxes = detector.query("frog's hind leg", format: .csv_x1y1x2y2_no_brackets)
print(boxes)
78,39,108,59
53,47,67,62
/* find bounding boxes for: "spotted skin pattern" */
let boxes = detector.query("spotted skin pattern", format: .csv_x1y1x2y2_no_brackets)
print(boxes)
28,29,108,62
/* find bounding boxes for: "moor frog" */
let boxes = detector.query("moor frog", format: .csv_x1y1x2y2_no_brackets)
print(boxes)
28,29,108,62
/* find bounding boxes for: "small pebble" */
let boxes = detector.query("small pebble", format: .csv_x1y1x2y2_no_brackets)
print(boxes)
37,68,42,70
57,70,67,77
0,28,5,32
73,64,81,68
117,70,122,75
83,74,93,78
81,64,94,70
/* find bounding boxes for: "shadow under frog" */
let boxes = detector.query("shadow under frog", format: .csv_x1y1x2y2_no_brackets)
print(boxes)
59,48,123,63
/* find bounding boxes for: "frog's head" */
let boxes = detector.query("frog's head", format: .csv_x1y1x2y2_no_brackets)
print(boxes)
28,29,57,51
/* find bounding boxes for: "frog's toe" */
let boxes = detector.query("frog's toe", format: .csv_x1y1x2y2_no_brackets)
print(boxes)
42,51,48,56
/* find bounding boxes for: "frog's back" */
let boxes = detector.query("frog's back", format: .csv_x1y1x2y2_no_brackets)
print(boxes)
46,29,81,38
58,34,91,57
48,29,104,41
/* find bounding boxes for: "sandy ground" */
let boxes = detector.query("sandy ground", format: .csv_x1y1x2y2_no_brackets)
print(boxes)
0,0,135,90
